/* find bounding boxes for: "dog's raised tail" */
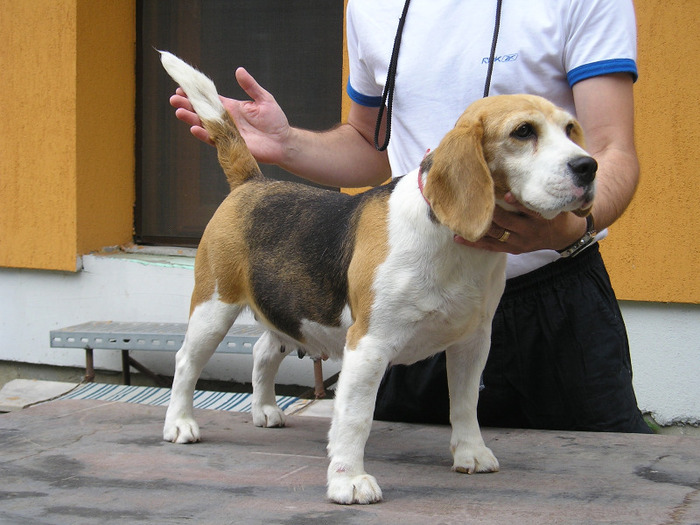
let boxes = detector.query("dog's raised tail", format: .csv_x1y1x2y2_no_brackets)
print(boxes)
159,51,261,189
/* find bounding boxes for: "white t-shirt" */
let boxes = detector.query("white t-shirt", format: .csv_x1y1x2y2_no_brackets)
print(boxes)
346,0,638,278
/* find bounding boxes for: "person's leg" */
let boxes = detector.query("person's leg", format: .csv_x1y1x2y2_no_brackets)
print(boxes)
374,352,451,424
375,244,651,433
481,244,651,433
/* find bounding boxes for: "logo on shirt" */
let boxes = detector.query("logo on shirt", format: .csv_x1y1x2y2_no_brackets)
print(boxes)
482,53,519,64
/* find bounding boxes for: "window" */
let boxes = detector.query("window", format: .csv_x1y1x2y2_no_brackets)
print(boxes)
135,0,343,246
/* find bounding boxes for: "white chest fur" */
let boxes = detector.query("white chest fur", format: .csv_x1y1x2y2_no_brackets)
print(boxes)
367,172,506,364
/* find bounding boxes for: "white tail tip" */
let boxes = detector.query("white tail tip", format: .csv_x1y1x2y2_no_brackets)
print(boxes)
158,50,225,123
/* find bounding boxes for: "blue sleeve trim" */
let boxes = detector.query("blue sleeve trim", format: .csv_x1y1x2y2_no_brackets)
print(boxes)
346,80,383,107
567,59,638,87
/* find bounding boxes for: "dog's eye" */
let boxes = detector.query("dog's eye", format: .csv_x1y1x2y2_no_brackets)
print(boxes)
565,122,575,137
512,123,535,140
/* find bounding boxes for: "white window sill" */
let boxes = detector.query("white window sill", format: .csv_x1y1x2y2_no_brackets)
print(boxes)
91,244,196,270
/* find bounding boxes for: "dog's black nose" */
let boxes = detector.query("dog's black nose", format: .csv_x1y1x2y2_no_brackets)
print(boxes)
568,156,597,186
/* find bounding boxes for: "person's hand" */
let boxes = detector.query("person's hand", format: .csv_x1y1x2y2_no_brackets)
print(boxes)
169,67,290,165
454,192,588,254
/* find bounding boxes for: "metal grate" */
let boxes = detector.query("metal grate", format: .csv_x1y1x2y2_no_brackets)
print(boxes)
50,321,264,355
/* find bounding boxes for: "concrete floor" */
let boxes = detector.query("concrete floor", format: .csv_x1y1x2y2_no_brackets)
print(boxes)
1,399,699,524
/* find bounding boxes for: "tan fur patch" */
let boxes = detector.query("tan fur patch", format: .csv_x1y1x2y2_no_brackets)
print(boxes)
568,120,587,150
202,112,262,190
188,184,265,315
189,110,265,315
346,195,390,350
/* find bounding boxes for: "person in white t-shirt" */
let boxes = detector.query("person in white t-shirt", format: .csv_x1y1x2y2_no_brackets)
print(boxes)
171,0,651,432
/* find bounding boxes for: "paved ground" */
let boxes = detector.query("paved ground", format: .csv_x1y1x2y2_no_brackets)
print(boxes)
1,399,699,525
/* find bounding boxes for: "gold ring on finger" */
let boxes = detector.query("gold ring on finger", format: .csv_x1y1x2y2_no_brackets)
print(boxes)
498,229,511,243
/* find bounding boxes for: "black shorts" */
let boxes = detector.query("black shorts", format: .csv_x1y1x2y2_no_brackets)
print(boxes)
374,244,651,433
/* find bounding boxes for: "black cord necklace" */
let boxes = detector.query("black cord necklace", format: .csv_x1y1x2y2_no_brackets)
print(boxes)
374,0,412,151
374,0,504,152
483,0,504,98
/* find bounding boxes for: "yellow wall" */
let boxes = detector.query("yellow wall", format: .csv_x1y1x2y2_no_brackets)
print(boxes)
1,1,78,270
0,0,134,271
599,0,700,304
76,2,136,258
0,2,697,303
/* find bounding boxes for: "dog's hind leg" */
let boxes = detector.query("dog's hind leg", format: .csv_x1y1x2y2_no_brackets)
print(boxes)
251,331,293,428
163,295,242,444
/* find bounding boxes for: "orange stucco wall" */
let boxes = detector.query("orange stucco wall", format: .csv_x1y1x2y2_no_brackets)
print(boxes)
75,2,136,258
0,0,134,272
598,0,700,304
1,1,78,270
0,2,697,303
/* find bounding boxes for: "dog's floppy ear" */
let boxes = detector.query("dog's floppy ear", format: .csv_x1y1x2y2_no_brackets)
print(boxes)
422,121,495,242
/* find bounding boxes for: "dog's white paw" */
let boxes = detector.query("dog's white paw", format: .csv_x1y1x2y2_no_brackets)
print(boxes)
452,443,500,474
163,417,201,444
252,404,286,428
327,473,383,505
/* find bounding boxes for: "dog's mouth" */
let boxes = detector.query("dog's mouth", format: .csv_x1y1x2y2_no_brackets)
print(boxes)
575,183,596,212
572,198,594,217
558,180,595,214
580,191,594,209
520,186,595,220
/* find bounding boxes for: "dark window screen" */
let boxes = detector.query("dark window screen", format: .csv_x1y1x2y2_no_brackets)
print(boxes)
136,0,343,246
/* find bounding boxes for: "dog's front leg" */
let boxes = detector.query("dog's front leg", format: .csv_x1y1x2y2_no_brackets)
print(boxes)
446,329,499,474
326,337,389,504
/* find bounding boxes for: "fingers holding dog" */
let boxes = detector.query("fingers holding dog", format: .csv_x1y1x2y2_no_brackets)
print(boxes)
455,194,590,255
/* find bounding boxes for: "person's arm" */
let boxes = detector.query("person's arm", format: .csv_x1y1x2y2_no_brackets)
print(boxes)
280,101,391,188
571,73,639,232
456,73,639,253
170,67,390,188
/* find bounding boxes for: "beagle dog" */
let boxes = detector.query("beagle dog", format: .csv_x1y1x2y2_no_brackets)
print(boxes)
159,52,596,505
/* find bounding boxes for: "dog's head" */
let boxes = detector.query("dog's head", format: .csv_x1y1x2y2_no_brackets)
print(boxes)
422,94,596,242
